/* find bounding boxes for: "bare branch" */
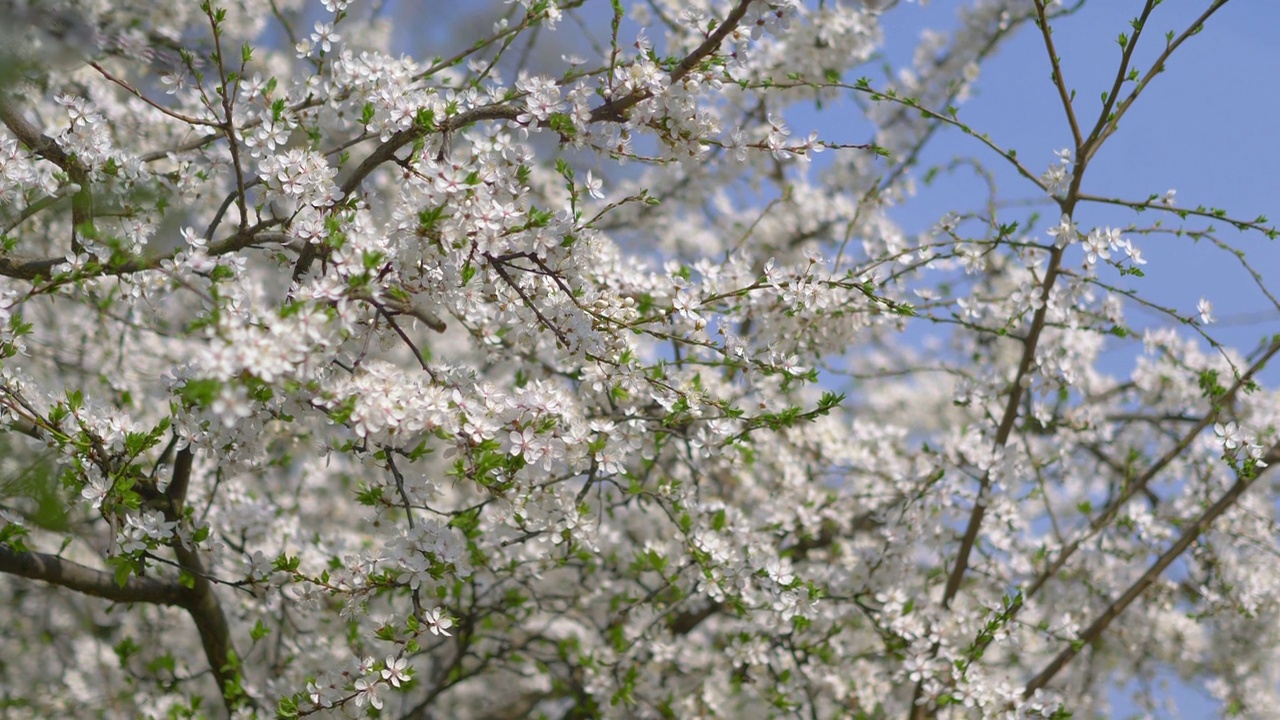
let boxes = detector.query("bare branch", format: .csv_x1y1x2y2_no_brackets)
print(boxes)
0,545,188,605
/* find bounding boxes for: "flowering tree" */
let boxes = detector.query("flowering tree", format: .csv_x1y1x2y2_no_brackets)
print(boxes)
0,0,1274,717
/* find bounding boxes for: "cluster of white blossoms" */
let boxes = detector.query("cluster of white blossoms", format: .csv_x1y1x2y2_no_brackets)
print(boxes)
0,1,1276,719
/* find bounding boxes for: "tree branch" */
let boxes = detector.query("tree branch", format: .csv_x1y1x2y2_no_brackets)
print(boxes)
290,0,755,285
1023,448,1277,696
164,447,250,715
0,96,94,253
589,0,754,123
0,544,189,605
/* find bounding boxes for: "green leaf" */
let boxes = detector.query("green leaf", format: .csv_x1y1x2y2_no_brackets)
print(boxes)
114,636,141,667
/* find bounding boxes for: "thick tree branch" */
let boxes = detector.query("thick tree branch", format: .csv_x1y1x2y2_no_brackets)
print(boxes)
0,97,78,170
173,539,243,713
0,544,188,605
164,445,193,514
0,445,247,714
0,227,289,281
163,447,249,715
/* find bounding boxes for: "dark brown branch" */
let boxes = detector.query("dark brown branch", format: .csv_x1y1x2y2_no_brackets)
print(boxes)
936,0,1094,621
0,253,63,280
164,447,194,518
0,97,77,169
588,0,754,123
164,445,249,714
940,250,1064,609
1,490,246,715
0,545,188,605
173,539,243,713
0,227,289,281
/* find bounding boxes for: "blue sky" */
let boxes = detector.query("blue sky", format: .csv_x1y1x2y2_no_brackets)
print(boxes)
868,1,1280,368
